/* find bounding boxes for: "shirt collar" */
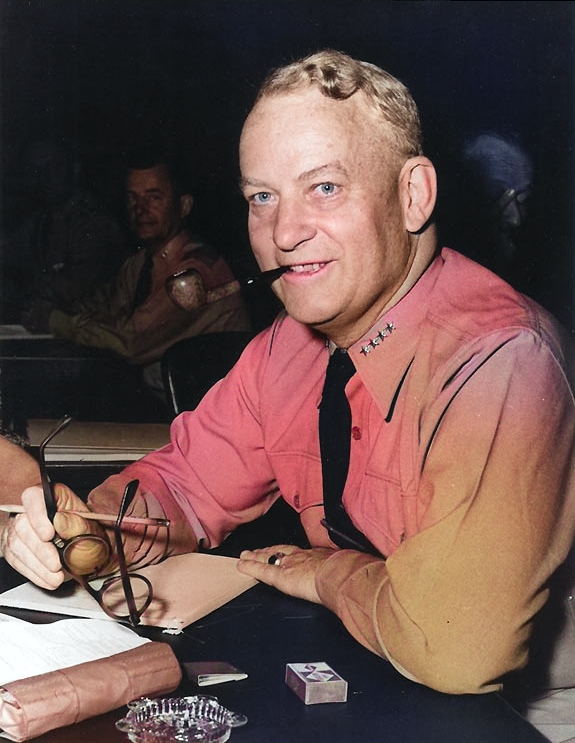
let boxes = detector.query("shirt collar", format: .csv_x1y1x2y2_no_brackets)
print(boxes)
346,253,444,419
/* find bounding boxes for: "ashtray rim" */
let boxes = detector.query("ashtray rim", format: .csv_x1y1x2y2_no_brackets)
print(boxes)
115,694,247,743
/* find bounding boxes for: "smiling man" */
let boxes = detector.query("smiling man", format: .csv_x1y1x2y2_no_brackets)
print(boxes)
239,75,435,347
45,152,250,365
2,51,574,701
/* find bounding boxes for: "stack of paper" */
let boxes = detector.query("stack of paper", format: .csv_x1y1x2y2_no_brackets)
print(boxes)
0,553,257,632
0,614,149,685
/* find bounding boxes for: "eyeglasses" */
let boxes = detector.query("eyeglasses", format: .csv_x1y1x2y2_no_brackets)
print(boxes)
39,415,154,626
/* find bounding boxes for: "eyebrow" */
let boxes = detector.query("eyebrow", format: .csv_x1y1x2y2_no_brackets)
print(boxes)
239,161,350,192
239,177,264,192
298,162,350,182
126,187,164,195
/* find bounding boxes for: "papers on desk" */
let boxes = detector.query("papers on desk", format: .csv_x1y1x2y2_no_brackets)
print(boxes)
0,617,181,743
0,553,257,632
26,419,171,462
0,553,252,740
0,613,149,685
0,324,53,340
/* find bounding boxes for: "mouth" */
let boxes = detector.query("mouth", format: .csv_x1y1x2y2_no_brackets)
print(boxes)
285,262,327,274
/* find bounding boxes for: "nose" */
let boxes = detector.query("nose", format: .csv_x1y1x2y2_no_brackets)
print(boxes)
135,198,149,217
272,198,316,252
129,195,150,219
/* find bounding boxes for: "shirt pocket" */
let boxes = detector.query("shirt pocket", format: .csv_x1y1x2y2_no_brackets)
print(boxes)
355,471,405,556
267,450,323,514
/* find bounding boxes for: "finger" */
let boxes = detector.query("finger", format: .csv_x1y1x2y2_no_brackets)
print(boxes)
238,546,334,605
4,515,65,589
21,485,55,542
20,484,108,579
237,548,321,604
6,548,65,590
236,553,289,585
239,545,298,564
6,487,63,584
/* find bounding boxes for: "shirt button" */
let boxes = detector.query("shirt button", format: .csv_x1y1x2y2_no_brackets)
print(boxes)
294,494,300,508
351,426,362,440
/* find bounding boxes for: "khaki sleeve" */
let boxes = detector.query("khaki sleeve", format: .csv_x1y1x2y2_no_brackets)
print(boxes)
48,258,140,358
316,337,575,694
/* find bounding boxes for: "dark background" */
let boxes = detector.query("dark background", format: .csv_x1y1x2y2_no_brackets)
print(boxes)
1,0,573,330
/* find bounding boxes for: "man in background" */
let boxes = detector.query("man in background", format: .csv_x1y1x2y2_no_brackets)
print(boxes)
32,152,251,367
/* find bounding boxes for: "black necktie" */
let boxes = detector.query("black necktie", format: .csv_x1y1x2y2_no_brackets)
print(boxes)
131,249,154,314
319,349,379,554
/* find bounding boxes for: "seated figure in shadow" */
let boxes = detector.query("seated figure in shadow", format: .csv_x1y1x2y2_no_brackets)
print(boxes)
27,149,251,365
22,149,251,408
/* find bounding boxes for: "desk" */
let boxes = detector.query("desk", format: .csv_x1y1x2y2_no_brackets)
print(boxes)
0,335,170,433
0,560,547,743
0,461,548,743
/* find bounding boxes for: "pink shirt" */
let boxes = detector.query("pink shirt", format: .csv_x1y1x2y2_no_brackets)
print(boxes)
90,248,575,693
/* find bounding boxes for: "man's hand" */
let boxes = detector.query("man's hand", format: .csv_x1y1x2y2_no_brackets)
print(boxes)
237,545,337,604
1,483,107,590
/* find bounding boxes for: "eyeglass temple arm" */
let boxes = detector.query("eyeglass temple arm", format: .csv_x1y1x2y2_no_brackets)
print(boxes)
38,415,73,522
116,479,140,527
115,479,141,625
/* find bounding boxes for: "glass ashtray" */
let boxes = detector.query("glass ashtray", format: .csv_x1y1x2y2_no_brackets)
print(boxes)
115,695,248,743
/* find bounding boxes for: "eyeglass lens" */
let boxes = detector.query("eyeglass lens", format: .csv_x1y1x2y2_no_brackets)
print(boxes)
97,575,153,617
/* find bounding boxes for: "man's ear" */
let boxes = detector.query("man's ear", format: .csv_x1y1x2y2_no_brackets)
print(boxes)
398,157,437,233
179,194,194,219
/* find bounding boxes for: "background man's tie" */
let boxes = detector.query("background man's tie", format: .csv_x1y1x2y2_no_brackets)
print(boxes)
319,349,380,554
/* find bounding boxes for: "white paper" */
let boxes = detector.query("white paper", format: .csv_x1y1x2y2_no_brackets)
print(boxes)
0,580,111,622
0,554,257,631
0,614,149,684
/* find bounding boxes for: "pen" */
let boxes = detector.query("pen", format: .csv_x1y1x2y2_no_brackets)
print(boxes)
0,504,169,527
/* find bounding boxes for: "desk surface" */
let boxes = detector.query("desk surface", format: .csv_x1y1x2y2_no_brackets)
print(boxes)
0,335,120,360
0,559,546,743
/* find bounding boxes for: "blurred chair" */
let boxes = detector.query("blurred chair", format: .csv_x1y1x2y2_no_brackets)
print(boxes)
161,331,256,416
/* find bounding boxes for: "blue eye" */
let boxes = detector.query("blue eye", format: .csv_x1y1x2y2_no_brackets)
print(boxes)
316,182,336,195
252,191,272,204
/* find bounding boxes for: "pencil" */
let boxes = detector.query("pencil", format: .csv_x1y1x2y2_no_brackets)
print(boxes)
0,504,169,527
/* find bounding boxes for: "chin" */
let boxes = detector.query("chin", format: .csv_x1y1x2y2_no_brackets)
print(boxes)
285,303,341,333
139,232,161,243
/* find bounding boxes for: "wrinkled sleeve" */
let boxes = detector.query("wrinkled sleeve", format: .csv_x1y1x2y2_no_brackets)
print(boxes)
316,333,575,694
87,332,279,562
49,258,138,356
49,252,248,365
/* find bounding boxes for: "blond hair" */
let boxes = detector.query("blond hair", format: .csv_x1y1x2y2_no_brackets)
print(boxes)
254,49,422,160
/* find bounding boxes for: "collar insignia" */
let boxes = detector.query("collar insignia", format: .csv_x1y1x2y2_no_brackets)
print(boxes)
360,323,396,355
